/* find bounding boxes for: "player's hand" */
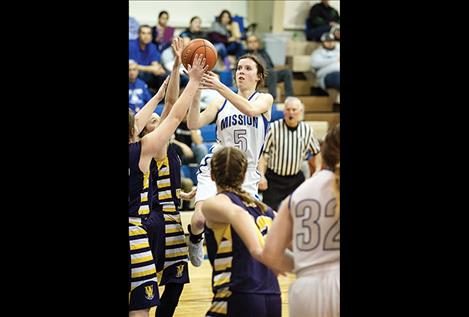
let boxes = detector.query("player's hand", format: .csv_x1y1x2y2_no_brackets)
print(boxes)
258,175,268,191
172,37,184,66
187,54,208,82
155,76,170,100
180,187,197,200
271,267,287,277
201,71,223,91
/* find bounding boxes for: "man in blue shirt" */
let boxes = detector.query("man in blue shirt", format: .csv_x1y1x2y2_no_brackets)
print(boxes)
129,59,153,113
129,24,169,91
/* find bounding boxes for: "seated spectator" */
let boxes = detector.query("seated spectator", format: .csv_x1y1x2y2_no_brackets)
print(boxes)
129,24,169,92
179,16,207,40
310,32,340,104
151,10,175,53
129,16,139,40
129,59,152,113
208,10,245,70
305,0,340,42
246,35,293,102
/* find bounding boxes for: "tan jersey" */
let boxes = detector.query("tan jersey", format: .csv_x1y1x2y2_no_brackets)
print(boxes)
289,169,340,273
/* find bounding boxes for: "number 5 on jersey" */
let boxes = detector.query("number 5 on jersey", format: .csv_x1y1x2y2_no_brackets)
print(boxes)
234,129,247,152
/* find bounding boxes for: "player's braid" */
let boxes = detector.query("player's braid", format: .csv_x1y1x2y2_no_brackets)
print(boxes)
222,185,268,214
211,146,268,213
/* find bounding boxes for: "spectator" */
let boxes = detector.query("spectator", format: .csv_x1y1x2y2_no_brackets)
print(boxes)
259,97,321,211
129,16,139,40
305,0,340,41
310,32,340,105
208,10,244,70
152,10,175,53
129,59,153,113
129,24,169,91
179,16,207,40
246,35,294,102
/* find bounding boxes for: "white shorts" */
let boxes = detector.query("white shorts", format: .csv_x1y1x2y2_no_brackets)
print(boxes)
194,153,261,204
289,262,340,317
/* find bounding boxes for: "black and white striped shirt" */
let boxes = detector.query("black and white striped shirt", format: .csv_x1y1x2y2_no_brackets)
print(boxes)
263,120,320,176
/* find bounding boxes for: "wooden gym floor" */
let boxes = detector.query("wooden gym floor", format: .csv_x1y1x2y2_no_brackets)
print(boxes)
150,247,296,317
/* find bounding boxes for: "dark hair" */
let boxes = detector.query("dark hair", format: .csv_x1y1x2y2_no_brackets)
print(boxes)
217,10,232,24
190,16,200,24
158,11,169,19
138,24,152,34
129,109,135,141
234,54,268,89
322,124,340,170
211,147,268,213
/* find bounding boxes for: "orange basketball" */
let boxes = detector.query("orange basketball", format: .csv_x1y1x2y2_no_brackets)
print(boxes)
181,39,218,71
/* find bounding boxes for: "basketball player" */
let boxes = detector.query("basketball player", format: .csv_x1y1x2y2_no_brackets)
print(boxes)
139,37,194,317
260,124,340,317
186,54,273,266
129,53,207,317
201,146,281,317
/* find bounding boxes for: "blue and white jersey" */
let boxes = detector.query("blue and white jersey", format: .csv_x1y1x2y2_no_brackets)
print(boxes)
214,91,270,170
195,91,271,203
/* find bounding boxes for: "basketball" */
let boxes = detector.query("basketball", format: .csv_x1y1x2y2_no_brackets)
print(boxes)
181,39,218,71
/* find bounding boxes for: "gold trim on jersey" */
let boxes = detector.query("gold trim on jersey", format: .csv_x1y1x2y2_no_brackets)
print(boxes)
130,251,154,264
157,178,171,189
129,226,147,236
130,238,150,250
155,155,188,272
214,256,233,272
158,190,172,201
214,288,232,299
143,170,150,188
208,300,228,314
138,204,150,216
131,264,157,279
165,236,186,246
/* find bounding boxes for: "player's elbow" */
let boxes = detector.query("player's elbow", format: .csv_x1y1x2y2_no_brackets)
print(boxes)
187,121,198,130
243,108,257,117
249,246,263,262
261,248,277,267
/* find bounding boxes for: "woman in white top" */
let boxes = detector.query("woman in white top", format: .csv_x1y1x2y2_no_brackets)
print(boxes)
260,124,340,317
185,54,273,266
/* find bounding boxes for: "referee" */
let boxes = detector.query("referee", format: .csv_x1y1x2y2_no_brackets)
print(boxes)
259,97,320,210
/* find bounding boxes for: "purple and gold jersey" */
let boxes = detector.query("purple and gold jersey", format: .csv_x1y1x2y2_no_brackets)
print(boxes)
129,142,151,217
204,191,280,316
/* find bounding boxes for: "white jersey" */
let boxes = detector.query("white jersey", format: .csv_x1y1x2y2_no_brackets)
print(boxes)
289,169,340,273
194,91,271,203
214,91,270,168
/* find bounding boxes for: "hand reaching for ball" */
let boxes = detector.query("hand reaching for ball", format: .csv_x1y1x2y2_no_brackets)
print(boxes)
171,37,184,66
201,71,223,91
187,54,208,82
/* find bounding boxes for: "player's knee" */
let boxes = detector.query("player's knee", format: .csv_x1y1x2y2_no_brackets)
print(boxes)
193,214,206,230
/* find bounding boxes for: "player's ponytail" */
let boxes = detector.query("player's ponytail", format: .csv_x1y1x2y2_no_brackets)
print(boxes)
210,146,268,213
322,124,340,219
